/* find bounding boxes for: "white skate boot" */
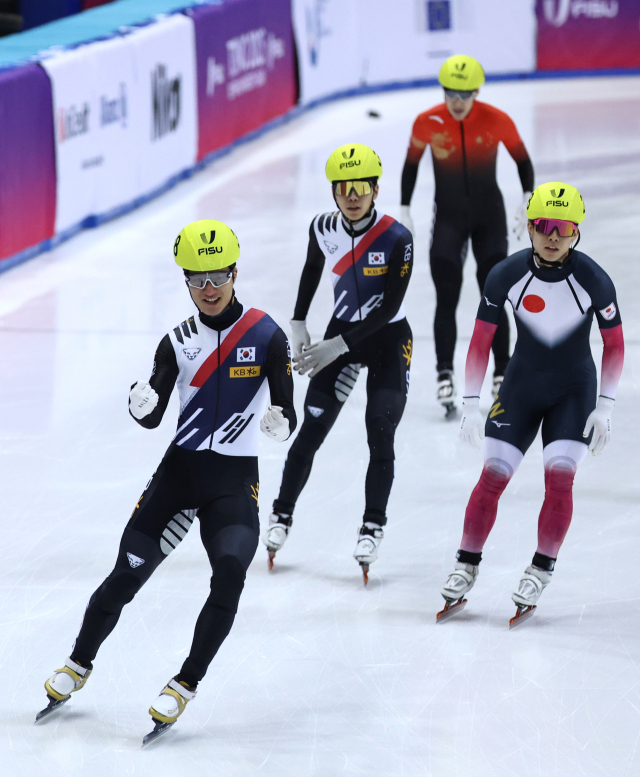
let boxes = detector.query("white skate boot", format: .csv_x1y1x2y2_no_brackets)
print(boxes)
35,657,92,722
437,370,457,420
262,511,293,570
509,565,552,628
437,562,479,622
353,522,384,585
143,677,197,746
492,374,503,399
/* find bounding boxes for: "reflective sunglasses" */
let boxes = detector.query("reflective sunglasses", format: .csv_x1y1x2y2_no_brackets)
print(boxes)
185,269,234,289
333,180,373,197
533,218,577,237
444,88,476,101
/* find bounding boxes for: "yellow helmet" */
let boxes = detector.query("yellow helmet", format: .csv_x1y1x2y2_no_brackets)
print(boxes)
173,219,240,272
526,182,585,224
325,143,383,182
439,55,485,91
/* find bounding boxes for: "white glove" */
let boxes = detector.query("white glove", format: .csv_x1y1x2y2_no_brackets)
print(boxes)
290,319,311,358
459,397,485,450
260,405,290,441
513,191,531,240
400,205,415,237
293,335,348,378
582,396,614,455
129,380,159,419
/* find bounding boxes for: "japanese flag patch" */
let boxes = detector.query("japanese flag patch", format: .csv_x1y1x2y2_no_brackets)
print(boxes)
237,347,255,362
599,302,617,321
368,252,385,265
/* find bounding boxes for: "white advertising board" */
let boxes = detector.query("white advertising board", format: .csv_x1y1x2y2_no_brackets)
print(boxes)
43,13,198,236
292,0,536,105
129,13,198,196
43,35,139,234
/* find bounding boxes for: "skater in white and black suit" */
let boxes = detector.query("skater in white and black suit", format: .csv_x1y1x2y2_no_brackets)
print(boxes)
36,220,296,743
439,182,624,626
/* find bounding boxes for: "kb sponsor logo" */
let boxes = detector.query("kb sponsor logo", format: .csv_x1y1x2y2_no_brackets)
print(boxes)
100,83,127,128
57,103,90,143
152,64,181,141
542,0,618,27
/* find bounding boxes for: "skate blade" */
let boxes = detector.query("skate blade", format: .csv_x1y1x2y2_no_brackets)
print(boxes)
34,695,70,724
268,550,276,571
436,598,467,623
443,402,458,420
509,605,536,629
142,720,175,747
359,563,370,586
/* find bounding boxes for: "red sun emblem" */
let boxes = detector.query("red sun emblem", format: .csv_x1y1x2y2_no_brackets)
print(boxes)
523,295,545,313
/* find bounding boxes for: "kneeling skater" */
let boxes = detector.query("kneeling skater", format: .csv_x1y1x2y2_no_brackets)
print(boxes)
439,183,624,626
263,143,413,584
37,221,296,743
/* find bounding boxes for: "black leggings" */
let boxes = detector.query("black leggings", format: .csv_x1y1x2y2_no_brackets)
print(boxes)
274,318,412,526
430,206,510,375
71,446,260,687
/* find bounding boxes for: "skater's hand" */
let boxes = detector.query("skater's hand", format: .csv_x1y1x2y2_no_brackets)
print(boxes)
513,192,531,241
129,380,159,419
459,397,484,450
293,335,348,378
260,405,290,441
400,206,415,238
289,320,311,359
583,395,614,455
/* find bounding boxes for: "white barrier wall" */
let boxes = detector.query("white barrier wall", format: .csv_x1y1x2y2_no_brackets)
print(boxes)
43,13,198,235
292,0,536,105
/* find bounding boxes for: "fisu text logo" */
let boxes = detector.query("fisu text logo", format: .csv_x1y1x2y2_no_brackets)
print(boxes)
152,64,181,141
543,0,618,27
100,83,127,128
57,103,90,143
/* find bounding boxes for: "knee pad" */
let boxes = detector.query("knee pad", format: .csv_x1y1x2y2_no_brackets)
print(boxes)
366,415,396,461
96,571,142,613
208,556,246,614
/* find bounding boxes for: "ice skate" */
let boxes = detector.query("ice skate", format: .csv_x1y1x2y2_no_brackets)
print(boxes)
492,374,503,400
437,562,479,623
143,677,196,746
437,371,457,420
262,511,293,570
353,522,384,585
35,657,92,723
509,565,552,629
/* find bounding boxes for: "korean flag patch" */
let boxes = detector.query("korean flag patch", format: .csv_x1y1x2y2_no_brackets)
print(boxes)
599,302,617,321
368,252,385,265
237,347,256,362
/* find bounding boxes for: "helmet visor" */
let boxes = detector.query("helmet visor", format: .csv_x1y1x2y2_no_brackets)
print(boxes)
333,180,373,197
444,88,476,101
185,270,234,289
533,218,577,237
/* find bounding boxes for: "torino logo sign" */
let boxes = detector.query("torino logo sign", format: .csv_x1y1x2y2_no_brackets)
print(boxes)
543,0,619,26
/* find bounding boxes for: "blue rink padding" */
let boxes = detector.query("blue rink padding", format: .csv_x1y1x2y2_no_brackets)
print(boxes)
2,65,640,277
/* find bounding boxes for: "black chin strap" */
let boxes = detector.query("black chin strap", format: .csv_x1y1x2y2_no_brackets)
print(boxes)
531,231,580,268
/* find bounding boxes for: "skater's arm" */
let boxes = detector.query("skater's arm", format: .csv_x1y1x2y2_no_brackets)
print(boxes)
292,224,325,322
265,328,297,437
401,134,428,206
464,319,497,398
341,230,413,349
500,113,534,193
130,335,178,429
599,324,624,399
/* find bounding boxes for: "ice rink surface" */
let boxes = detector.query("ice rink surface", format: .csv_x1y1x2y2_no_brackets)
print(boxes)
2,76,640,776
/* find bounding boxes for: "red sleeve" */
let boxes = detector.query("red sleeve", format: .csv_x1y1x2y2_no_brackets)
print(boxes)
407,112,432,165
600,324,624,400
497,109,530,165
464,319,498,398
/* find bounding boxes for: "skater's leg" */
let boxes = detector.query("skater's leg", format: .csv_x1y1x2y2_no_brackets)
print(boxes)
273,359,354,515
536,439,588,559
459,438,523,554
178,468,260,687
